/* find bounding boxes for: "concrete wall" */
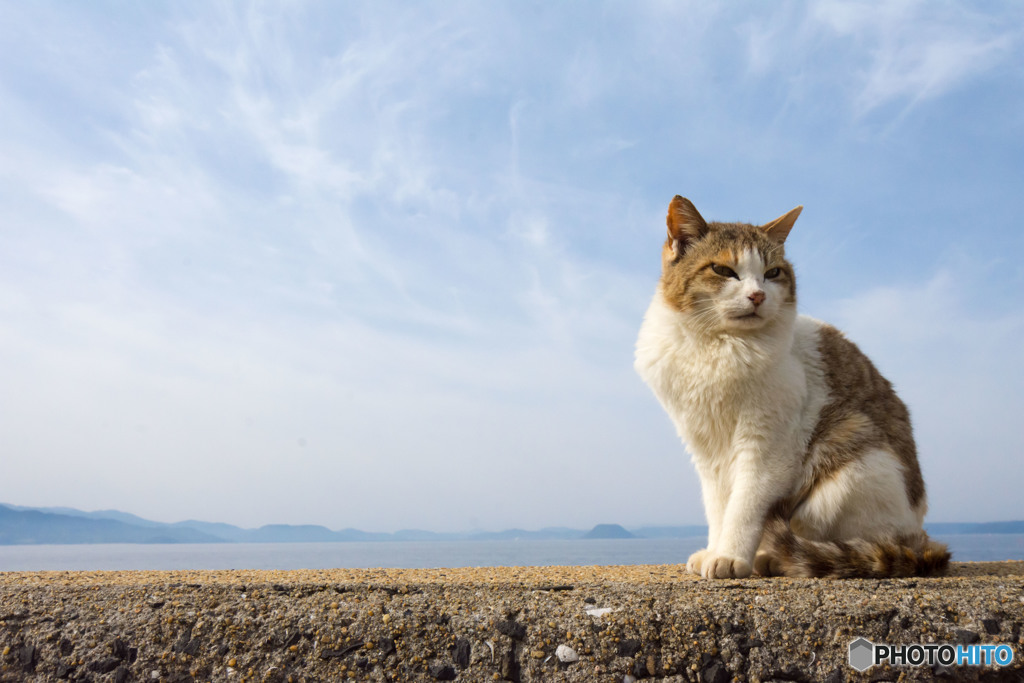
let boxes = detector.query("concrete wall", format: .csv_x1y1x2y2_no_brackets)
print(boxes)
1,562,1021,682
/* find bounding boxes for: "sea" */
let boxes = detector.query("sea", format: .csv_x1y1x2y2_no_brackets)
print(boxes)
1,534,1023,572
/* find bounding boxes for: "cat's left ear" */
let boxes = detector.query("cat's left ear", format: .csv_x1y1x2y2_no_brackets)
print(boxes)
667,196,708,258
762,206,803,244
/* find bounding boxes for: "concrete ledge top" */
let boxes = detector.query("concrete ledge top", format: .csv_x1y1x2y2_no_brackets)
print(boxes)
2,562,1023,682
3,559,1023,587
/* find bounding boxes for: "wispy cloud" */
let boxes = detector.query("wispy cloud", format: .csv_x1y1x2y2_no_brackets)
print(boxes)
0,1,1021,529
811,0,1020,118
1,2,662,530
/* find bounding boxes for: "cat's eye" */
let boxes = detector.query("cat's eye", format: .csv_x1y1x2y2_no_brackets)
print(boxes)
765,267,782,279
711,264,738,279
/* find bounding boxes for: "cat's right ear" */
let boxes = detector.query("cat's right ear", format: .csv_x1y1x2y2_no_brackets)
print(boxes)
666,195,707,258
762,206,803,244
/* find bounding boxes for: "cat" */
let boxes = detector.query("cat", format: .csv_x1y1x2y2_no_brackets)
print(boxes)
634,196,950,579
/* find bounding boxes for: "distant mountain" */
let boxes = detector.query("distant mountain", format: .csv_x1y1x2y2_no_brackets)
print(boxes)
167,521,392,543
0,504,477,545
335,528,393,542
172,520,252,542
584,524,636,539
0,505,222,545
3,504,166,528
4,502,1020,546
391,529,463,542
632,525,708,539
469,527,583,542
248,524,346,543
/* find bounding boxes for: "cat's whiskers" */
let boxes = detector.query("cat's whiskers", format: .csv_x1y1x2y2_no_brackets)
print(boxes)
686,304,724,337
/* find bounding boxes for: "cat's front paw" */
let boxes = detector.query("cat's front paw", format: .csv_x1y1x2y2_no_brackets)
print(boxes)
686,548,710,575
700,553,752,579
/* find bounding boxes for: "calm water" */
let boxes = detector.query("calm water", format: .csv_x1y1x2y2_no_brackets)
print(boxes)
0,534,1020,572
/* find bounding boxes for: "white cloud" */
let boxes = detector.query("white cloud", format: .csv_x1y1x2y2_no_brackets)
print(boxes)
508,213,550,249
1,1,1021,533
811,0,1019,117
0,2,668,529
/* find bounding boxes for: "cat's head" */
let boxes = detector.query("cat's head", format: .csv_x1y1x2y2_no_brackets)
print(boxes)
659,196,802,335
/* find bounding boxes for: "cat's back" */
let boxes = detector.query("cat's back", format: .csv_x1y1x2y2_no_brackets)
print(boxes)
791,315,908,421
804,317,909,422
793,315,925,502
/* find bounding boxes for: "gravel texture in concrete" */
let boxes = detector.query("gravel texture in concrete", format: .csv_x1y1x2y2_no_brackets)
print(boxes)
1,562,1022,682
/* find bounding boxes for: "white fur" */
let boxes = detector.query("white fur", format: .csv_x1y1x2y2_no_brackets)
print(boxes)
635,247,919,578
791,449,924,542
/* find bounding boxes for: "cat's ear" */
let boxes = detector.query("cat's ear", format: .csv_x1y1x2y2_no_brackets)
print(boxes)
666,195,707,258
762,206,803,244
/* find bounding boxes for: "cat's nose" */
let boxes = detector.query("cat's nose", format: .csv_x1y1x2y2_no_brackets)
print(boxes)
749,291,766,306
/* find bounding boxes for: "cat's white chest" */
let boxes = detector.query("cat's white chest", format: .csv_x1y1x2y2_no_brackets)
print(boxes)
634,292,814,461
646,340,744,456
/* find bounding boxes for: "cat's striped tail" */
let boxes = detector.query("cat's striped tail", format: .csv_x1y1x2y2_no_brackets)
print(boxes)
758,512,951,579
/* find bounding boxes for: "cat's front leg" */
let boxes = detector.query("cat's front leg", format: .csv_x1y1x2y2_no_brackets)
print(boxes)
687,468,726,575
699,453,787,579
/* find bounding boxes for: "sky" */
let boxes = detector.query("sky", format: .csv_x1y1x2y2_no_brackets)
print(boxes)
1,1,1023,533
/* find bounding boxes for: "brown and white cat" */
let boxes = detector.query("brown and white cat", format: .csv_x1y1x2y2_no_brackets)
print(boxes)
634,196,950,579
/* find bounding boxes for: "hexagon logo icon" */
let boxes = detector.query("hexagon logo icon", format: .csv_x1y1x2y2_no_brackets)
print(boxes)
848,638,875,672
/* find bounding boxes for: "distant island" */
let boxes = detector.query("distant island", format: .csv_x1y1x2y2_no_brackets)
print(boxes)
1,503,1021,546
583,523,636,539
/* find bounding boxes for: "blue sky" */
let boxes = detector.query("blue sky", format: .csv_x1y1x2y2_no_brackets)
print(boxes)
1,1,1022,532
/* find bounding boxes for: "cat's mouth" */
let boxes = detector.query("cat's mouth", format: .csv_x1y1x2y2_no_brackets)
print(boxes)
726,310,767,327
